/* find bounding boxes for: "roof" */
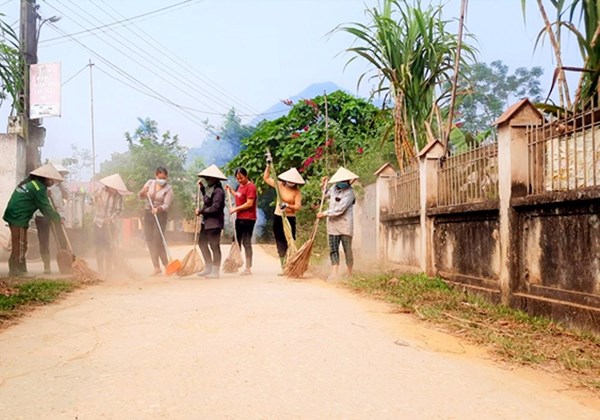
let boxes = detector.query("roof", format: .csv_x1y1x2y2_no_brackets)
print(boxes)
493,98,543,126
373,162,396,177
417,138,444,158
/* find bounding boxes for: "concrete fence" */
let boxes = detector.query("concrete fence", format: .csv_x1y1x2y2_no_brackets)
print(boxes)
356,99,600,331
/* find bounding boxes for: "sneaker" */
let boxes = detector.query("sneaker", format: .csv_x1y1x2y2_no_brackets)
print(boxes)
241,268,252,276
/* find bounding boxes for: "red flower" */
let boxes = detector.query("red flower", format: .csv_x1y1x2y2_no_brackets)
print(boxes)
455,121,464,128
315,146,324,158
357,147,364,154
281,99,293,106
303,125,309,132
291,132,300,139
325,138,334,147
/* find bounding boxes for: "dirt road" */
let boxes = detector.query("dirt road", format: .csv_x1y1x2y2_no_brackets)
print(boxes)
0,246,598,419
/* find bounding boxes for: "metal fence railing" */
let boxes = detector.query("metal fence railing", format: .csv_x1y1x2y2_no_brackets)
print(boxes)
527,103,600,194
437,143,499,207
388,162,420,215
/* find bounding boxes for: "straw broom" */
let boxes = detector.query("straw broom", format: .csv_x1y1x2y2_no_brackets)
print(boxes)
177,184,205,276
222,190,244,273
266,150,297,259
283,184,327,278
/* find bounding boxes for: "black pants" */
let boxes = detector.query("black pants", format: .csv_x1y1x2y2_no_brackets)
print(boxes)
35,216,51,267
95,224,114,274
199,226,222,266
273,215,296,258
9,225,27,276
235,218,255,268
143,210,168,268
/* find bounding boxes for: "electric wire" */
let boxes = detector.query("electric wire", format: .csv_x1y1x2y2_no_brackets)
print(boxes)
61,64,88,86
93,0,259,116
45,0,226,115
47,22,206,127
62,0,247,115
39,0,200,46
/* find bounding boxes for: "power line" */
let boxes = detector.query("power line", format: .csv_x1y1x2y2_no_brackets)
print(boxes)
47,22,206,127
63,0,249,116
95,0,261,116
39,0,199,45
45,0,226,115
61,64,88,86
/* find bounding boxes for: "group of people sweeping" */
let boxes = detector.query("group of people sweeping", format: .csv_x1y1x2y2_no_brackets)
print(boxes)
2,158,358,281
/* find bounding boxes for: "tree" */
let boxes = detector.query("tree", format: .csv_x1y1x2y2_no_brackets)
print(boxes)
188,108,256,168
99,118,194,219
0,13,23,113
455,61,544,134
61,145,93,181
335,0,475,167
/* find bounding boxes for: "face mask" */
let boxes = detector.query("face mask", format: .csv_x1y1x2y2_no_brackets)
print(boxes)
336,182,349,189
206,178,217,187
285,182,296,188
156,178,167,186
44,179,55,187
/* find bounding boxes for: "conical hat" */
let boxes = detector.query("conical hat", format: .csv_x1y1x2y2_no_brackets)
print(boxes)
100,173,128,192
278,167,305,185
198,164,227,180
54,163,69,174
30,163,64,181
328,167,359,184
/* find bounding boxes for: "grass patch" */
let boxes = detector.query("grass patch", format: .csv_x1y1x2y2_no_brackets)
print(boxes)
0,280,74,320
345,272,600,393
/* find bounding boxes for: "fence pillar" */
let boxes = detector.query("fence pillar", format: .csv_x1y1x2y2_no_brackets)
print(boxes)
496,99,544,304
418,140,444,275
374,163,398,263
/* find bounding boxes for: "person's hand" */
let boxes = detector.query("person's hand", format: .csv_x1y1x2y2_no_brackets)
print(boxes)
279,203,288,211
320,176,328,188
229,207,237,215
317,212,325,219
195,208,201,216
152,207,158,215
225,185,232,193
199,183,206,195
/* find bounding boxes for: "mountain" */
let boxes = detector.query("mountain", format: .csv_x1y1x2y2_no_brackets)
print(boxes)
251,81,348,125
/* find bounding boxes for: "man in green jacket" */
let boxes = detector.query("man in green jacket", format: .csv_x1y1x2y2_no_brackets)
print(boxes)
3,163,64,277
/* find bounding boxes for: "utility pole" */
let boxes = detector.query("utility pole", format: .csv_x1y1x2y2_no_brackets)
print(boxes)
89,59,96,182
20,0,43,173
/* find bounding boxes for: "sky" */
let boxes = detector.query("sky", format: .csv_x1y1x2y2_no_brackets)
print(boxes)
0,0,583,177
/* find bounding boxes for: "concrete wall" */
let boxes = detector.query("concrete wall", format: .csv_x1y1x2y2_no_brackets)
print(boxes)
384,215,421,270
353,183,378,262
430,206,500,300
0,134,26,251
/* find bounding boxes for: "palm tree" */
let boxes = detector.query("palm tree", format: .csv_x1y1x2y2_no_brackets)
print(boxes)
335,0,473,168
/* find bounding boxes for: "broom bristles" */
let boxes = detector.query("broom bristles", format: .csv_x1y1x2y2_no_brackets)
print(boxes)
284,238,314,278
178,248,204,277
72,258,102,283
223,241,243,273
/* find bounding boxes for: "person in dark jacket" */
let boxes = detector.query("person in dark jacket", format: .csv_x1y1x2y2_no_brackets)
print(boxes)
3,163,64,277
195,164,227,279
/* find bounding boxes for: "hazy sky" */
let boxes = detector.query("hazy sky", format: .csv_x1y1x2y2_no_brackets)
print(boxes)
0,0,583,172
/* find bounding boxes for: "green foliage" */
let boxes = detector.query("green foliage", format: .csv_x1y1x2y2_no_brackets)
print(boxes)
190,108,256,167
0,13,23,113
99,118,195,219
0,281,74,314
228,90,384,192
61,145,93,181
454,61,543,135
335,0,476,164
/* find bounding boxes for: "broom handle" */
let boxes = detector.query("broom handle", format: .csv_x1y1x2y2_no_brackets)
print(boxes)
147,195,173,261
310,183,329,241
48,194,73,254
226,190,239,244
193,183,201,247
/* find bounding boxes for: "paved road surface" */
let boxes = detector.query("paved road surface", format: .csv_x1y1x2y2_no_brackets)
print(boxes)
0,246,598,419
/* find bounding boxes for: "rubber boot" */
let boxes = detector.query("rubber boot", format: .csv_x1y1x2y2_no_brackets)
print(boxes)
42,253,51,274
206,264,220,279
197,265,212,277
